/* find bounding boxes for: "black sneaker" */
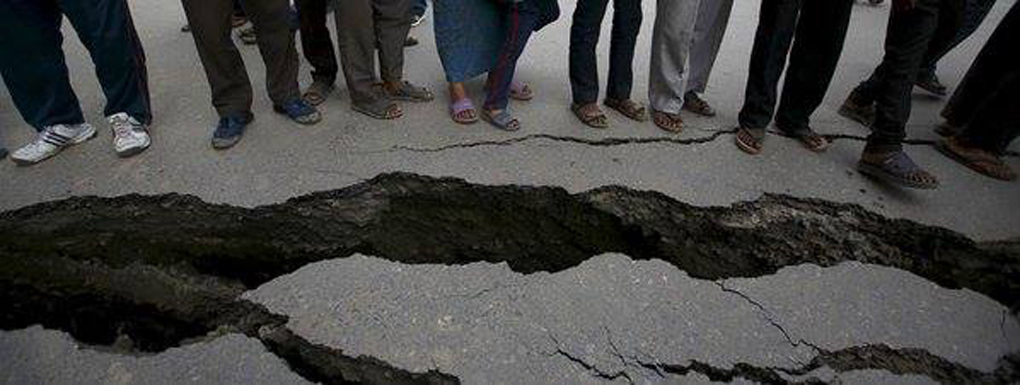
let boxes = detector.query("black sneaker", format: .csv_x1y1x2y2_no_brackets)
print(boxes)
839,90,876,128
212,114,252,150
0,147,7,160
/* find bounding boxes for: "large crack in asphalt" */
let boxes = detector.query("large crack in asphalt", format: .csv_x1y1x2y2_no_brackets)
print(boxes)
648,346,1020,384
2,172,1018,384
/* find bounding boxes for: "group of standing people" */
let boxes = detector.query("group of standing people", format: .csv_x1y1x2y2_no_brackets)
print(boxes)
0,0,1016,189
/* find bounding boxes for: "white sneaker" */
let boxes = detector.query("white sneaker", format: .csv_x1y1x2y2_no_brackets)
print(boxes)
108,112,151,158
11,123,97,165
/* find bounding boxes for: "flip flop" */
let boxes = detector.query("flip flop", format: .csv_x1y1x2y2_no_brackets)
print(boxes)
352,98,402,120
858,151,939,189
786,127,830,152
605,98,648,122
571,103,609,129
482,109,520,132
735,126,765,155
936,138,1016,181
450,98,478,125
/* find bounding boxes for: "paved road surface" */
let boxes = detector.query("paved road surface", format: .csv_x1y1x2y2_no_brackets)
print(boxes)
1,1,1018,384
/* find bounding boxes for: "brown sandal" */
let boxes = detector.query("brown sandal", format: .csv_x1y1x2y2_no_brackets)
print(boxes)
651,110,683,133
604,98,647,122
787,128,829,153
735,126,765,155
937,137,1017,181
572,103,609,129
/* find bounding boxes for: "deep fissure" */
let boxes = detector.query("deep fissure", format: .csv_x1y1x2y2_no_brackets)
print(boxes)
2,172,1018,384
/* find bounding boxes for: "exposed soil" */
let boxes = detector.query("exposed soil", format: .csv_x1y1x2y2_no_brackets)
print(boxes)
1,172,1017,384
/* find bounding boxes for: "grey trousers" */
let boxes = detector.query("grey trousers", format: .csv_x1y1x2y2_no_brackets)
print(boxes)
334,0,411,105
687,0,734,95
649,0,701,114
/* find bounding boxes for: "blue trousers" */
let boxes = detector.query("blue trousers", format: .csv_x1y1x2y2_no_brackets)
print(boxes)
484,1,540,111
0,0,150,131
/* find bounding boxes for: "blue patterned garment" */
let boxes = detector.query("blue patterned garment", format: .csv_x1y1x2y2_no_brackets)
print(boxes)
433,0,507,83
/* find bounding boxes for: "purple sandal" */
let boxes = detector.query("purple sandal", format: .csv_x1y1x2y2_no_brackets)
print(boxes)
450,98,478,124
510,81,533,101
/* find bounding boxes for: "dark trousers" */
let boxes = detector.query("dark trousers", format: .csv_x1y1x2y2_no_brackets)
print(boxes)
944,1,1020,155
182,0,301,119
335,0,411,104
569,0,642,105
484,2,541,111
857,0,956,153
411,0,428,17
295,0,339,85
738,0,853,132
919,0,994,79
854,0,961,99
0,0,150,131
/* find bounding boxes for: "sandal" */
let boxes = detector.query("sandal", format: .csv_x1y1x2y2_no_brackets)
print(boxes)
509,81,534,101
735,126,765,155
682,92,716,117
786,127,829,153
482,109,520,131
604,98,647,122
352,98,402,120
571,103,609,129
651,110,683,133
450,98,478,125
858,150,940,189
377,81,434,102
937,137,1016,181
302,81,335,106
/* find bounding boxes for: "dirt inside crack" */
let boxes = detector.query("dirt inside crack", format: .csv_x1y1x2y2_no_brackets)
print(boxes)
1,172,1018,384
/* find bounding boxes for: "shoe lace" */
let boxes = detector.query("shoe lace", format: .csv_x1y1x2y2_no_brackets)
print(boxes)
110,115,135,138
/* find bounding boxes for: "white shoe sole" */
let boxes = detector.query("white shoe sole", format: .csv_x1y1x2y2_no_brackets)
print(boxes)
115,135,151,158
12,124,98,166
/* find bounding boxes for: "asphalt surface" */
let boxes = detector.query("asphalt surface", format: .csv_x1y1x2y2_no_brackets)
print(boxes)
1,0,1019,384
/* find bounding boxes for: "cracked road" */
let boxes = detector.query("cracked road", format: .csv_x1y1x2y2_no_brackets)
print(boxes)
2,0,1019,384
